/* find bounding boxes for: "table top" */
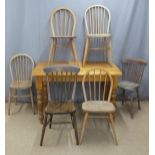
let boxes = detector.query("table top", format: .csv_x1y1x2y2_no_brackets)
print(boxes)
32,61,122,77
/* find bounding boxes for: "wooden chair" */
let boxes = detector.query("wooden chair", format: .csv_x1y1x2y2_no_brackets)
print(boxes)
40,65,80,146
8,53,35,115
49,8,79,64
118,58,147,118
80,68,118,145
83,5,112,65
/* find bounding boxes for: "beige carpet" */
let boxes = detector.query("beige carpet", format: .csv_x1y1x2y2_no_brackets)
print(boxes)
5,101,149,155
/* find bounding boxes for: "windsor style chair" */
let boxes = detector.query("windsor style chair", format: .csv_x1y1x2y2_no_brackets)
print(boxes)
8,53,35,115
40,65,80,146
79,68,118,145
49,8,78,64
118,58,147,118
83,5,112,65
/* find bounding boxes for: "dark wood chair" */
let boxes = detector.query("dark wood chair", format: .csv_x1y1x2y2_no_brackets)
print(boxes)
40,64,80,146
80,68,118,145
118,58,147,118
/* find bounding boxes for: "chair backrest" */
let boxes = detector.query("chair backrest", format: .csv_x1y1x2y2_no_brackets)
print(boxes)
44,65,80,103
10,53,34,82
122,58,147,84
82,68,113,102
85,5,111,35
50,7,76,36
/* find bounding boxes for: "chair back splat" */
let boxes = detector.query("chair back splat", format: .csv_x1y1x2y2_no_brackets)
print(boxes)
122,58,147,84
44,65,80,103
10,53,34,82
82,68,113,102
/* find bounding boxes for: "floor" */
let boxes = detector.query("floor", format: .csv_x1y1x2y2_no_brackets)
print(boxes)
5,101,149,155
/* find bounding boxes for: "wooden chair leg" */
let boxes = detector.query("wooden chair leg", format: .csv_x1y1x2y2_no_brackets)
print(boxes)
30,88,35,114
79,112,88,144
108,113,118,145
49,114,53,129
71,41,79,64
136,87,141,110
122,89,125,105
8,89,12,115
82,38,89,66
40,114,48,146
72,112,79,145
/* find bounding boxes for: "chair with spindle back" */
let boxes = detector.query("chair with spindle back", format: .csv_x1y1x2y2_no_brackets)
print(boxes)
79,68,118,145
8,53,35,115
49,7,79,64
40,65,80,146
83,5,112,65
118,58,147,118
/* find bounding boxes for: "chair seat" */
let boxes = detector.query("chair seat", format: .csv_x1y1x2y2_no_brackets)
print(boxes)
45,102,76,114
10,81,32,89
82,101,115,113
118,80,139,91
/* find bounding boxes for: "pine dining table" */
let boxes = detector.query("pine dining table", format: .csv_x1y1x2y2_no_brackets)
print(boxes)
32,61,122,124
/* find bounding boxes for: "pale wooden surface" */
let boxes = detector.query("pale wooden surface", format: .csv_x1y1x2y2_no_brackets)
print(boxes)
49,7,78,63
32,61,122,124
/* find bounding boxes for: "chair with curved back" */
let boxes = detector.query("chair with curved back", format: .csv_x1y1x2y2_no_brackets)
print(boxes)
40,65,80,146
83,5,112,65
8,53,35,115
80,68,118,145
118,58,147,118
49,7,79,64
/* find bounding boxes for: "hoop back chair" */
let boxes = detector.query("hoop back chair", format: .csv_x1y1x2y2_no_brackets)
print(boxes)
83,5,112,65
49,8,78,64
8,53,35,115
40,65,80,146
118,58,147,118
80,68,118,145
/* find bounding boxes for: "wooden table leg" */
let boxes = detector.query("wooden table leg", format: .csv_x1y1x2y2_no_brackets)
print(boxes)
43,79,48,108
36,77,44,124
111,76,119,120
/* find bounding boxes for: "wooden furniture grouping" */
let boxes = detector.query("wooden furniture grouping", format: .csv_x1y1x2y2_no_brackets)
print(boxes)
79,68,118,145
40,65,80,146
32,61,122,124
118,58,147,118
83,5,112,65
49,8,79,64
8,53,35,115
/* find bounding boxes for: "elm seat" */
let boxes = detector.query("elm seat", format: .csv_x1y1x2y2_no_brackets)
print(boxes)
10,81,32,89
118,81,139,91
82,101,115,113
45,102,76,114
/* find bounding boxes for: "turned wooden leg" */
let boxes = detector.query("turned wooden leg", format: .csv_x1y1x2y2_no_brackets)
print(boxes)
43,80,48,108
49,114,53,129
36,77,44,124
83,37,89,66
108,113,118,145
122,89,126,105
71,40,79,64
40,114,48,146
136,87,141,110
8,88,12,115
72,112,79,145
80,112,88,144
30,88,35,114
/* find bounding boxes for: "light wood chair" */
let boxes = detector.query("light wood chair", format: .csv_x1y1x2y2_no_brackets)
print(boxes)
80,68,118,145
40,65,80,146
8,53,35,115
118,58,147,118
49,8,79,64
83,5,112,65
